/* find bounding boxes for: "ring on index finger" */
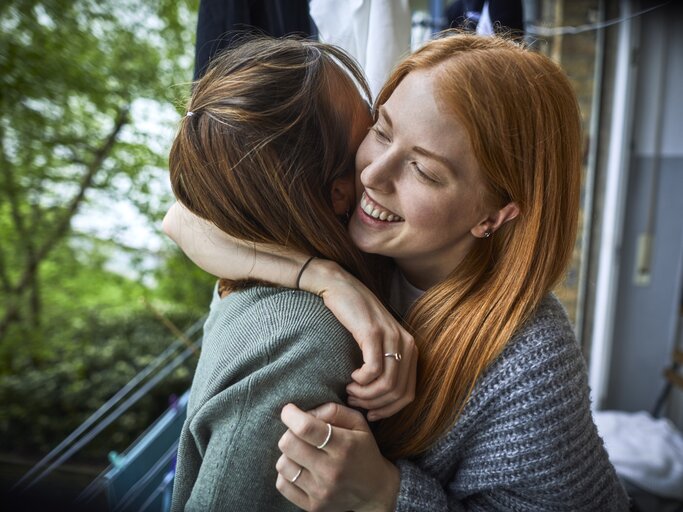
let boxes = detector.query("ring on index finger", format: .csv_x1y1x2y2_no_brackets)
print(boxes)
384,352,402,362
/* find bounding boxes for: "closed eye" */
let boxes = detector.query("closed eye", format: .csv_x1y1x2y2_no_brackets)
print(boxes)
371,124,390,143
412,162,439,184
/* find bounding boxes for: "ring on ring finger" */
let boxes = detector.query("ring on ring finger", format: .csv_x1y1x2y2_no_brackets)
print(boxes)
316,423,332,449
384,352,402,361
289,467,303,484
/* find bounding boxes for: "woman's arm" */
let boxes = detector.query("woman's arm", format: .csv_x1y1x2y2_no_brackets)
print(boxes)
276,403,448,511
163,201,308,286
163,202,417,420
276,313,632,512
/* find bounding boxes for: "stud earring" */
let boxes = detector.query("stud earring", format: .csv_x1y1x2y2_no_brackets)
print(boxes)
483,230,492,238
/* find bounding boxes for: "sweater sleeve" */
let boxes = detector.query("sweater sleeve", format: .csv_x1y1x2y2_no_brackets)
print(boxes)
394,459,455,511
176,289,362,512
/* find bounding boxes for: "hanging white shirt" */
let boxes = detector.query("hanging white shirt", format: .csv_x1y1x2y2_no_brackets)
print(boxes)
476,1,495,36
310,0,411,100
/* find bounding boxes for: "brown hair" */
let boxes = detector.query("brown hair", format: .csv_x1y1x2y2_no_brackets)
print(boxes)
374,33,582,458
169,37,383,293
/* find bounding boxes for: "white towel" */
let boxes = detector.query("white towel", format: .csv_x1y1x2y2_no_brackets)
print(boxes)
594,410,683,500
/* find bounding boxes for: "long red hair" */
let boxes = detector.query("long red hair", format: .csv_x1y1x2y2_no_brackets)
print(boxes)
375,33,582,459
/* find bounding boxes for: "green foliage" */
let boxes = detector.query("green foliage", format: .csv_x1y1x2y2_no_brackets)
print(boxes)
0,308,200,459
0,0,199,345
0,0,218,462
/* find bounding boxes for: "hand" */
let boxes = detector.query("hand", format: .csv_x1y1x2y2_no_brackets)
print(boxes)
300,259,417,421
276,403,400,512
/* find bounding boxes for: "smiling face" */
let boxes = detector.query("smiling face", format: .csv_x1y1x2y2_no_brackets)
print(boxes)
348,69,494,289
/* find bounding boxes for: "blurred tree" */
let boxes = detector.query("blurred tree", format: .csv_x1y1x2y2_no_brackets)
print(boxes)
0,0,206,366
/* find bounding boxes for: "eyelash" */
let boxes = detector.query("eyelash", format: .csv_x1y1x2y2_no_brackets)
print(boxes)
371,125,389,142
411,162,437,183
371,124,438,184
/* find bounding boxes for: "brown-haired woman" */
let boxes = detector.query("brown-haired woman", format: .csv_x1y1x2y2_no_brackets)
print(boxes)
166,37,417,512
165,34,630,510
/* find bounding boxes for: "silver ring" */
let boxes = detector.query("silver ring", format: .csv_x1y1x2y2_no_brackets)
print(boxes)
384,352,402,361
290,467,303,484
316,423,332,450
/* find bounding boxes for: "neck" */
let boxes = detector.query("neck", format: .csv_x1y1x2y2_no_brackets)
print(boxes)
395,259,447,290
395,243,474,290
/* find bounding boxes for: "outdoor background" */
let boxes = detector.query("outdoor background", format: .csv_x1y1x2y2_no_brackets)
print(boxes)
0,0,210,492
0,0,609,489
2,0,681,506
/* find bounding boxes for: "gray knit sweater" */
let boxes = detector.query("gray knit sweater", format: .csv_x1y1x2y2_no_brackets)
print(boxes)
171,285,361,512
172,285,628,511
394,294,630,511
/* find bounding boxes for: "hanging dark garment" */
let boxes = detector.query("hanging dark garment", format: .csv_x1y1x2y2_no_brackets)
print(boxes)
194,0,314,80
445,0,524,36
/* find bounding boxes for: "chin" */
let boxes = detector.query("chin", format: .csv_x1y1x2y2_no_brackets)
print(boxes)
349,223,377,254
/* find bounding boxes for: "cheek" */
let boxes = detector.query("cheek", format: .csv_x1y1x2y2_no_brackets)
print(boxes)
402,191,446,229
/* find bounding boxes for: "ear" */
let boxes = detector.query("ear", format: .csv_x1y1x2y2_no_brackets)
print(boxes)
471,202,520,238
331,175,355,216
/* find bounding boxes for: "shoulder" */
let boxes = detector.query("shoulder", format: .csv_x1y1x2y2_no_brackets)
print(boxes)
485,294,584,393
446,295,629,509
207,285,346,340
508,293,578,359
200,285,360,374
188,285,361,415
459,294,589,434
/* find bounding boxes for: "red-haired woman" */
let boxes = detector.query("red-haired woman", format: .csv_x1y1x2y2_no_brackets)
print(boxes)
165,34,630,511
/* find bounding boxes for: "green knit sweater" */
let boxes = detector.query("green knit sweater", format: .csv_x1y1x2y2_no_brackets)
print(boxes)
171,285,361,512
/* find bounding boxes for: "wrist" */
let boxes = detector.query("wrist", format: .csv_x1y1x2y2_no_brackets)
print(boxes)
297,258,348,295
359,459,400,512
380,460,400,511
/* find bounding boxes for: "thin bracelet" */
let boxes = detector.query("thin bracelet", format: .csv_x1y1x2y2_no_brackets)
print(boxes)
295,256,316,290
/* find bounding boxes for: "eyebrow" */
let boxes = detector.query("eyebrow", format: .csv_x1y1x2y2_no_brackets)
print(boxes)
377,106,392,127
412,146,456,172
379,106,456,172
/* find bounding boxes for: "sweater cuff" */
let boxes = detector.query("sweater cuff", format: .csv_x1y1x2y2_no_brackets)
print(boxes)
395,459,450,511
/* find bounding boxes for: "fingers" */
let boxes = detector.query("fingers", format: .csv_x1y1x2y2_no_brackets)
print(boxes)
350,326,400,386
275,472,309,510
349,323,386,385
364,350,417,420
281,404,339,449
346,334,417,420
276,453,306,485
307,402,368,430
279,403,371,473
350,331,416,394
346,355,400,400
350,345,383,385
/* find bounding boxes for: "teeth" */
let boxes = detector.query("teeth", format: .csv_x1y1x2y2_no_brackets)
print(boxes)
360,192,403,222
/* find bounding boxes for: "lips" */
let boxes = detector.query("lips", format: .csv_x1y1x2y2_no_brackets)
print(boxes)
360,192,404,222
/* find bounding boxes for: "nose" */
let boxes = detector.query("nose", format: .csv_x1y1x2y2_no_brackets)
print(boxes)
360,146,401,193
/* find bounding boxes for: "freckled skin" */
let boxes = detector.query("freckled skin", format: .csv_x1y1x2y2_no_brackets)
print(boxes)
348,69,490,289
